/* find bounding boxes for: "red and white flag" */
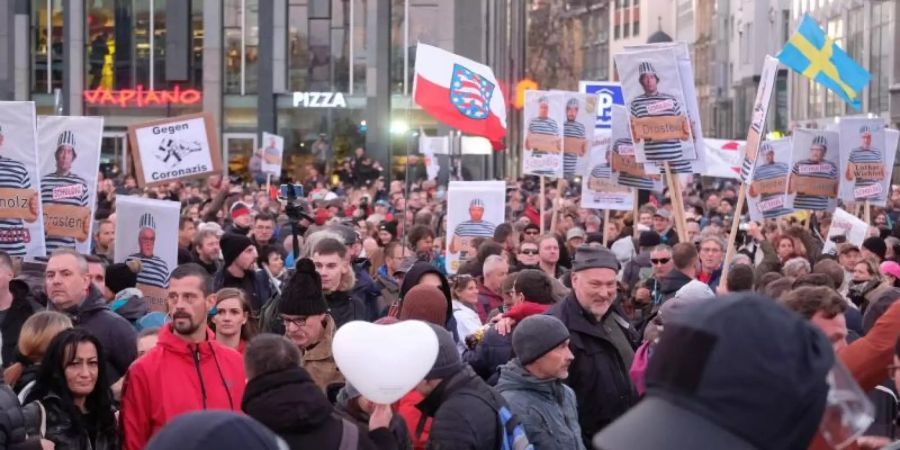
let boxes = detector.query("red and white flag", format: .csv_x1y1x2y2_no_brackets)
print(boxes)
413,43,507,142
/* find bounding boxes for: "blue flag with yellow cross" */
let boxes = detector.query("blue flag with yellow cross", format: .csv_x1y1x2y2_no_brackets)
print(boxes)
777,14,870,109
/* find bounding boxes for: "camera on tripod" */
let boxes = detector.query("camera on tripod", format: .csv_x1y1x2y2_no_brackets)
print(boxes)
278,183,314,223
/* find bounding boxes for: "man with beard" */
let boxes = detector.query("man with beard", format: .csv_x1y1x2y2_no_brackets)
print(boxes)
192,228,223,275
121,264,246,450
213,233,272,313
128,213,170,289
40,130,90,252
0,124,39,257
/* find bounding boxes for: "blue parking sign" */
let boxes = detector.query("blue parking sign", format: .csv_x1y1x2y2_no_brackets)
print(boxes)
578,81,623,130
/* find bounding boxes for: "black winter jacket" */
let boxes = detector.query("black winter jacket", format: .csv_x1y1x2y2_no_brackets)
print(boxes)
326,291,369,330
52,286,136,383
3,281,40,367
242,366,397,450
415,366,502,450
547,294,637,447
659,268,693,301
22,392,118,450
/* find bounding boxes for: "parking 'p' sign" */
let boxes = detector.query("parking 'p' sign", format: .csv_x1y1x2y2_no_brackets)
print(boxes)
578,81,623,130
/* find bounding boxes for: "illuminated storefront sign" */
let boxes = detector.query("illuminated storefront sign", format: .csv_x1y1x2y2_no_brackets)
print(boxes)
292,91,347,108
83,86,202,107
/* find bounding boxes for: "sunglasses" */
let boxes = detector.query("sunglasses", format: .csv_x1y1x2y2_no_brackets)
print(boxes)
650,258,671,265
519,249,539,255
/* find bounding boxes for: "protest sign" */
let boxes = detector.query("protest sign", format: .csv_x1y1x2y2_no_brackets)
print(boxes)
747,138,793,221
739,56,779,181
607,106,662,191
838,118,889,205
578,81,623,130
581,131,635,211
0,102,46,259
559,92,597,177
446,181,505,274
114,196,180,312
128,112,222,187
787,129,840,212
37,116,103,257
522,90,563,177
703,139,743,180
616,46,695,166
419,134,450,155
822,207,868,254
260,132,284,176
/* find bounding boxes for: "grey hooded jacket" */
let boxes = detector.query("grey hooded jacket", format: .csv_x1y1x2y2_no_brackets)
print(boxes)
495,359,586,450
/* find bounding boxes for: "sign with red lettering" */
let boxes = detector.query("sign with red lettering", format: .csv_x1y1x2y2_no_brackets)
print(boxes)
83,86,202,108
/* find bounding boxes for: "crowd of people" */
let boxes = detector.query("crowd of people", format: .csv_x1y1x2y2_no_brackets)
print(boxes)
0,153,898,450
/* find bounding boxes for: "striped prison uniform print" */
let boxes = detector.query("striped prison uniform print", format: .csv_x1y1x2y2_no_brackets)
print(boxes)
129,253,170,289
563,120,586,177
612,139,655,190
0,156,31,256
791,159,838,211
752,162,791,218
40,172,89,253
848,148,884,201
629,92,684,162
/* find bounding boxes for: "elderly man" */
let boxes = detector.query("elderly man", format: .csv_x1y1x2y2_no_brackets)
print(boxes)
652,209,678,245
129,213,170,290
697,235,725,291
478,254,509,323
548,246,637,446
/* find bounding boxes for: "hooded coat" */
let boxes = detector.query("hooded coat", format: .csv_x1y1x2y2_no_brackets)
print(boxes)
242,366,396,450
51,286,136,383
415,366,502,450
659,268,693,302
3,280,40,367
120,325,246,450
496,359,586,450
398,262,458,340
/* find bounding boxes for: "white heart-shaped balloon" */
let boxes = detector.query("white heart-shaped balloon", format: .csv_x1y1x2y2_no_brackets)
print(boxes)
333,320,439,404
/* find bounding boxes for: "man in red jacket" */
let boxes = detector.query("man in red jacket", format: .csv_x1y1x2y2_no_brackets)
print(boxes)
120,263,246,450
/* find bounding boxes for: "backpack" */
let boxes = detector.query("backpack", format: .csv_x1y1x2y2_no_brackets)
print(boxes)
458,389,533,450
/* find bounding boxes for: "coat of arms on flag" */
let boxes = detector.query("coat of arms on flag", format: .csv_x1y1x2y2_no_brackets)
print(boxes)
450,64,494,120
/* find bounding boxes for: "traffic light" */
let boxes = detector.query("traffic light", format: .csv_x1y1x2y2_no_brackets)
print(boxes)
514,79,538,109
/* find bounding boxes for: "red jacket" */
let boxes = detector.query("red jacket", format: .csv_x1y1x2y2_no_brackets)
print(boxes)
120,325,246,450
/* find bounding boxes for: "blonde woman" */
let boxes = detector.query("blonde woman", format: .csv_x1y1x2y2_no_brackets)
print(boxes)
3,311,73,402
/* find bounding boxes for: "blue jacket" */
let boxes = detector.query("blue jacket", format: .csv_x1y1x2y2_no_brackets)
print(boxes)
352,260,383,321
496,360,586,450
212,269,274,313
463,328,512,383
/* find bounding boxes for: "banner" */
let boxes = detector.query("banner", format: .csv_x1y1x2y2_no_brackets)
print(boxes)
787,129,840,212
838,118,890,206
114,196,180,313
446,181,505,274
747,138,793,221
703,139,744,180
419,135,450,155
739,56,779,181
37,116,103,257
128,112,223,187
522,90,564,177
581,131,634,211
578,81,623,130
823,207,869,254
0,102,46,259
260,132,284,176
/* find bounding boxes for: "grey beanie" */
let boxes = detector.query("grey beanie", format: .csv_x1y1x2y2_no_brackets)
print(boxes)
512,315,570,366
424,323,463,380
572,245,620,272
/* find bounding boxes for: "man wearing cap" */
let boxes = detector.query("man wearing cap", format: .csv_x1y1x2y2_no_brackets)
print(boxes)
225,202,253,235
496,315,584,450
629,61,689,171
415,323,513,449
450,198,497,264
788,134,838,210
565,227,586,260
127,213,170,290
563,97,587,177
213,233,272,313
41,130,90,253
547,246,637,445
652,208,678,245
845,124,885,202
525,95,561,176
0,123,39,257
622,231,661,290
748,142,791,218
837,243,862,283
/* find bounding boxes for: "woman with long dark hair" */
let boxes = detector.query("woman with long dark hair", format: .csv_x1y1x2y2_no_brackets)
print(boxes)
23,329,118,450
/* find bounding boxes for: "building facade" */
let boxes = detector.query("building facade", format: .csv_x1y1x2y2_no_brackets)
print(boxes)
0,0,521,181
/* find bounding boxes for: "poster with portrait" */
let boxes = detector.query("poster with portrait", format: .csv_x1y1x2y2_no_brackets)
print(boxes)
35,115,103,258
615,46,696,170
838,118,891,206
581,129,634,211
522,90,564,177
739,56,779,182
822,207,868,254
260,132,284,176
446,181,505,274
786,129,840,212
0,102,46,260
607,106,663,192
114,195,180,313
555,92,597,178
128,112,223,187
746,138,793,221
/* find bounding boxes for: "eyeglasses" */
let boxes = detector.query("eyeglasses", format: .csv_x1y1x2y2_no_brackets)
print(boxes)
519,249,539,255
650,258,671,265
281,315,308,327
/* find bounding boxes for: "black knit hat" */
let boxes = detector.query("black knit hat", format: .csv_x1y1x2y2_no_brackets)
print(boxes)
862,236,887,260
221,233,253,269
279,258,327,316
105,261,139,294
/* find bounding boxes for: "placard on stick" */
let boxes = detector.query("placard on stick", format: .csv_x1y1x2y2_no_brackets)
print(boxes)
127,112,222,187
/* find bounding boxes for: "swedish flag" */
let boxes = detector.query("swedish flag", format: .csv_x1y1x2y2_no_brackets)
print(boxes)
777,14,871,109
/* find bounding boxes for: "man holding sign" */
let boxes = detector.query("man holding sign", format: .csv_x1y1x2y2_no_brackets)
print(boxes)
449,199,497,262
0,124,38,257
788,134,838,211
748,143,791,219
525,95,561,176
845,125,884,202
628,62,689,168
41,130,90,252
563,97,587,177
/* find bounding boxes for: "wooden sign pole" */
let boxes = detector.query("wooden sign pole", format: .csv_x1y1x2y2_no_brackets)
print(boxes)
539,176,546,235
720,183,748,282
663,162,687,243
864,200,871,225
632,190,640,239
603,209,611,247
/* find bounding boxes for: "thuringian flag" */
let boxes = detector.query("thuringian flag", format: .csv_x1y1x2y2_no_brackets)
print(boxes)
777,14,870,109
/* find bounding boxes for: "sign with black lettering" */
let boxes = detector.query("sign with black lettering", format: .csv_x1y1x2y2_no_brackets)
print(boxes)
127,112,222,187
0,101,47,259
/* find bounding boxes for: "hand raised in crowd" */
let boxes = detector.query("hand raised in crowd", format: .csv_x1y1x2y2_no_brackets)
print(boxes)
368,403,393,431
